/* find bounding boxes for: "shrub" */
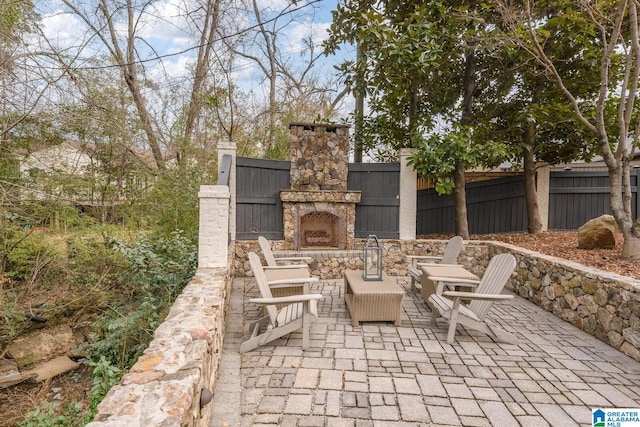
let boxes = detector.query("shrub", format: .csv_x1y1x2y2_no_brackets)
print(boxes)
81,230,197,420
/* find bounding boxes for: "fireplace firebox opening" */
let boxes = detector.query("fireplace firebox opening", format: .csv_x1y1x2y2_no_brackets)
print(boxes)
298,211,343,249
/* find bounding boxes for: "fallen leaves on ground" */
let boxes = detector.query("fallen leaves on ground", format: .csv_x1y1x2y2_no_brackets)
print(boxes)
419,231,639,280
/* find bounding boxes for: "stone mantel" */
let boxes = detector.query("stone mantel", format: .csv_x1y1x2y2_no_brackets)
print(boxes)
280,190,361,204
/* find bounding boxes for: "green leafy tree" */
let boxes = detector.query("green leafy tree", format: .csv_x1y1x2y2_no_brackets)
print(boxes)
468,1,611,233
326,1,511,237
497,0,640,259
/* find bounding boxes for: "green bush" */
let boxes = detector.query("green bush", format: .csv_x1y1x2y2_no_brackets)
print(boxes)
0,284,25,344
132,165,211,243
4,233,59,283
65,233,126,287
20,400,83,427
81,230,197,421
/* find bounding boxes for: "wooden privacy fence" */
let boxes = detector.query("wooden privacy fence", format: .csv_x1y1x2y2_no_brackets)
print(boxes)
549,169,639,229
235,157,400,239
236,157,289,240
417,175,528,235
236,156,639,238
348,162,400,238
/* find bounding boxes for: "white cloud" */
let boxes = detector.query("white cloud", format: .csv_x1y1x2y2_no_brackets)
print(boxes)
39,9,89,52
136,0,197,48
255,0,291,13
282,19,330,52
149,54,195,81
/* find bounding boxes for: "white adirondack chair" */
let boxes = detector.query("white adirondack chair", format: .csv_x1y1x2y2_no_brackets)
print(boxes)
257,235,313,299
258,235,312,269
240,252,323,353
428,252,517,345
407,235,464,290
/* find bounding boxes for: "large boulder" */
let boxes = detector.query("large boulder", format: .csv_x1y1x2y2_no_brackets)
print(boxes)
577,214,618,249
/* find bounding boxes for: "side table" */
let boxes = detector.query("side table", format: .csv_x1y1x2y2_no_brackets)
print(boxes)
420,264,479,304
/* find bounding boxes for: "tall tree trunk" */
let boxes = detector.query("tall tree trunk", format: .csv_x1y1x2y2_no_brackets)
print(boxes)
523,142,542,234
183,0,222,160
100,0,165,171
454,49,476,239
622,231,640,259
354,43,364,163
408,80,419,147
126,74,166,170
609,155,640,259
453,161,469,239
250,0,279,155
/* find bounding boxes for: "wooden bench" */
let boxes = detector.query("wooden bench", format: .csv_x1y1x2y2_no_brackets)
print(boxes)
344,269,404,327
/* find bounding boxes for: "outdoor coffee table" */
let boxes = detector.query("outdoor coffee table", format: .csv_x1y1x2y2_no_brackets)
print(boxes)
420,264,479,305
344,269,404,327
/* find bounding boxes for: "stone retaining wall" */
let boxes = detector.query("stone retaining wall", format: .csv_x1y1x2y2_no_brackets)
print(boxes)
485,242,640,362
87,267,231,426
232,238,479,278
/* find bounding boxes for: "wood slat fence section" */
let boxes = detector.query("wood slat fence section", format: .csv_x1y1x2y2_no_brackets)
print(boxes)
549,169,639,230
348,162,400,238
236,157,290,240
417,175,528,235
235,158,400,240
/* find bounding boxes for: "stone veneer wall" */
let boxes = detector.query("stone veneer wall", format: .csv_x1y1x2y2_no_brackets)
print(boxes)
87,266,231,426
235,239,640,361
280,190,361,250
288,123,350,190
232,239,466,279
486,242,640,362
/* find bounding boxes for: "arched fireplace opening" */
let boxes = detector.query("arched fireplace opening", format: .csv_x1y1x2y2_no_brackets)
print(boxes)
299,211,342,249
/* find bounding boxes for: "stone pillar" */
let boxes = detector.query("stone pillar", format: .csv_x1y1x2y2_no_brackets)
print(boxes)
198,185,230,268
399,148,417,240
218,140,236,241
536,165,550,232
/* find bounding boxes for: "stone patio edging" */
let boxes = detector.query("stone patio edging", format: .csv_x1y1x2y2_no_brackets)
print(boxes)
87,267,231,427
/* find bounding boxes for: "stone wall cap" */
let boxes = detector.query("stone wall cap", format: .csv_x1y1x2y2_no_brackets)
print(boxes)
198,185,230,197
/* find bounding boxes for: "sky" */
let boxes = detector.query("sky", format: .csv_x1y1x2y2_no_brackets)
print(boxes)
34,0,350,100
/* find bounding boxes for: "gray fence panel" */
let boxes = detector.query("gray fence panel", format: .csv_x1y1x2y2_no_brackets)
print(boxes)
417,175,527,235
348,163,400,238
549,170,638,229
235,157,638,240
236,157,290,240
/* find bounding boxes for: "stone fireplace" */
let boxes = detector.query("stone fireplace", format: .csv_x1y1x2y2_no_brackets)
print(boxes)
281,123,361,250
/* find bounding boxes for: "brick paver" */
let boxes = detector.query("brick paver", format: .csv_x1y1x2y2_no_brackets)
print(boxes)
210,276,640,426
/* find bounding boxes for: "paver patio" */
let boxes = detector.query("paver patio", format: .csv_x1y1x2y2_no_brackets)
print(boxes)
210,275,640,427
